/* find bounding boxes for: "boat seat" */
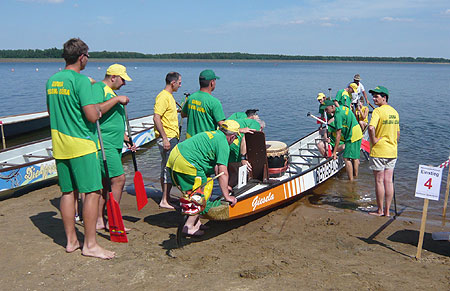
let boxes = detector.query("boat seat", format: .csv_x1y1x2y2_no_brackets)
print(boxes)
1,162,20,167
23,154,52,159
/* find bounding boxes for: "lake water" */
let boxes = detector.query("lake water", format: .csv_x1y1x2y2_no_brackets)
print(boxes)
1,60,450,224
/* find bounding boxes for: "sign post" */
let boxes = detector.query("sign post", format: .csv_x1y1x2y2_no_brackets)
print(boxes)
414,165,443,259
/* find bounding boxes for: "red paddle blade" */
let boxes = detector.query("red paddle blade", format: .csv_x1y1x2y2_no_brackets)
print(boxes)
134,171,148,211
361,139,370,153
106,192,128,243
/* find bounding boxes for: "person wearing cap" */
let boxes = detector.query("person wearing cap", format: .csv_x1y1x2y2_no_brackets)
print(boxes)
46,38,114,259
166,120,240,236
226,111,265,176
181,69,226,138
321,100,363,181
317,92,326,116
92,63,132,231
153,72,182,209
349,74,370,109
367,86,400,217
355,96,369,131
334,83,357,109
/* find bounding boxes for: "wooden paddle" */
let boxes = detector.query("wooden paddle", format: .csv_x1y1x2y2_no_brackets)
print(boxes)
96,120,128,243
124,106,148,211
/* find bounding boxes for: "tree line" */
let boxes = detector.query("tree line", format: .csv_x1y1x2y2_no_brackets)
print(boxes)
1,48,449,63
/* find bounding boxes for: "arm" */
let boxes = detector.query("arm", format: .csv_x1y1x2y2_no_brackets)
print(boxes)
368,125,381,145
217,164,236,206
397,131,400,143
153,114,171,150
332,129,341,160
82,104,101,123
98,95,129,114
240,136,252,171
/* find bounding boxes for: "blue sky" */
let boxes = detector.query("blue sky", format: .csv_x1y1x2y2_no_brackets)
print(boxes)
2,0,450,58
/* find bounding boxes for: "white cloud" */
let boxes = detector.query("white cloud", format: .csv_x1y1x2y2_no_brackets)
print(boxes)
444,9,450,14
97,16,113,25
321,23,334,27
381,16,413,22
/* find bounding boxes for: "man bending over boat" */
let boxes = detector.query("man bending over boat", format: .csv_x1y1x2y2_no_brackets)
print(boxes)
46,38,114,259
181,70,226,138
166,120,239,236
321,100,362,181
367,86,399,217
153,72,182,209
92,64,133,230
226,111,265,177
334,83,358,109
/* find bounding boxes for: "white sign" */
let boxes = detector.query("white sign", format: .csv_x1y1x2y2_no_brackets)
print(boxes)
237,165,248,189
415,165,443,201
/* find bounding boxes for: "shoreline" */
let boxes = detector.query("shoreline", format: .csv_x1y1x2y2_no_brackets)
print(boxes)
1,58,450,65
0,181,449,290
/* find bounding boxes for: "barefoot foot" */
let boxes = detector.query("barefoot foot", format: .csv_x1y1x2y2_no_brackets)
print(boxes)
66,241,81,253
159,201,175,210
82,244,115,259
369,211,384,217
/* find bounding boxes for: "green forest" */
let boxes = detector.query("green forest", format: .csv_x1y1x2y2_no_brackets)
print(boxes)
1,48,449,63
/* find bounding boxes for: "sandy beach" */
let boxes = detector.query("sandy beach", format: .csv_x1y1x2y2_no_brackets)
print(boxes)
0,181,449,291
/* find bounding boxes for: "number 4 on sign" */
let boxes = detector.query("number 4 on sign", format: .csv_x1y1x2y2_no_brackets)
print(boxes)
424,178,432,190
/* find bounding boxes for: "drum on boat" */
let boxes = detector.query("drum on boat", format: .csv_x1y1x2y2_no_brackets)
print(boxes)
266,141,289,177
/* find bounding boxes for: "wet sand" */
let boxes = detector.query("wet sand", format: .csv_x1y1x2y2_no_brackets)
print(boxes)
0,183,449,290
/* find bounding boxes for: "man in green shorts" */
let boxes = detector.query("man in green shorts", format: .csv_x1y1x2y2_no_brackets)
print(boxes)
166,120,240,236
181,69,226,138
334,83,358,108
321,100,362,181
368,86,400,217
46,38,114,259
92,64,133,230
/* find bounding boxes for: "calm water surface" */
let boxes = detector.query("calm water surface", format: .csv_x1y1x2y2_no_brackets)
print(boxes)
2,61,450,224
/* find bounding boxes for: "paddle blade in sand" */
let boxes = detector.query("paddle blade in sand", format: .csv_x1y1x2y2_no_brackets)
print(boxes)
134,171,147,211
106,192,128,243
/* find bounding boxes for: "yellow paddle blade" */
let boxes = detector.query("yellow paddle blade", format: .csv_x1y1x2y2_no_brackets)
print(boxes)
203,177,213,201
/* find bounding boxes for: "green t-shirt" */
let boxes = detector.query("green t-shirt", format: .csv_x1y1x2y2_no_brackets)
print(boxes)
46,69,98,159
332,106,363,143
228,118,261,163
92,82,125,149
334,89,351,108
178,130,230,176
181,91,225,138
227,112,247,120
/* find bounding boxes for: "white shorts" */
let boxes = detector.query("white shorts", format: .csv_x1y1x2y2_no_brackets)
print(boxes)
369,157,397,171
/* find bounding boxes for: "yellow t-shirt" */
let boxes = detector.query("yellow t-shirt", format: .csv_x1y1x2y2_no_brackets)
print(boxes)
369,105,400,158
356,106,369,123
154,89,179,139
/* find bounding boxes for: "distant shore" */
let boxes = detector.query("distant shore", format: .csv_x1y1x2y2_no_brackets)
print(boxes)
1,58,450,65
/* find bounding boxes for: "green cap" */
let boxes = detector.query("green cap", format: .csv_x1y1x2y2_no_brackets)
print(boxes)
199,69,220,81
369,86,389,96
320,99,335,110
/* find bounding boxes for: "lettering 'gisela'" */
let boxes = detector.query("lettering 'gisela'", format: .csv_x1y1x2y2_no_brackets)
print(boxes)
252,192,275,211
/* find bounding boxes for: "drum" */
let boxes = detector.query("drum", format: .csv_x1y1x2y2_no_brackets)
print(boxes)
266,141,289,177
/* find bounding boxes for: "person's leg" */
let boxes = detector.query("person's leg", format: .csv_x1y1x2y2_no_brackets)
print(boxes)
183,215,204,236
160,138,178,209
383,168,394,217
370,170,385,216
353,158,360,177
344,158,354,181
317,140,326,157
81,191,115,259
96,187,107,230
60,191,80,252
111,174,126,203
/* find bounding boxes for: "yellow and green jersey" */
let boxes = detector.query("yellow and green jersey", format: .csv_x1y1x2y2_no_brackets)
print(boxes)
335,89,351,108
369,105,400,158
46,70,98,159
332,106,363,143
92,82,126,149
